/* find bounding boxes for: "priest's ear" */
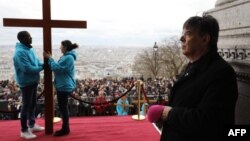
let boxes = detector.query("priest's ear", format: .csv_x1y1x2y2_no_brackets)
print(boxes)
202,34,211,46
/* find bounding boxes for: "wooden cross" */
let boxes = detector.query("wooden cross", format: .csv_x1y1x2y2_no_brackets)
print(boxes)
3,0,87,134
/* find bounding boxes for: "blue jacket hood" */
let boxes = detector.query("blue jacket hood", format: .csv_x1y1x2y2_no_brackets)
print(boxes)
65,50,77,60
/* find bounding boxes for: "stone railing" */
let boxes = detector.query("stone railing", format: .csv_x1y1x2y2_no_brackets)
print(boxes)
218,47,250,83
218,48,250,60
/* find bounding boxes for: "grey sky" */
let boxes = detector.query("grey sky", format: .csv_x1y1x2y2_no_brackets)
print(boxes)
0,0,217,47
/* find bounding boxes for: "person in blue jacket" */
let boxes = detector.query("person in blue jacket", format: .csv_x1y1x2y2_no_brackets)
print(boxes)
116,95,130,116
44,40,78,136
13,31,44,140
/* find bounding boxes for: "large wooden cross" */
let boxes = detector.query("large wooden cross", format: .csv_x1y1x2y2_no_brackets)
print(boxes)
3,0,87,134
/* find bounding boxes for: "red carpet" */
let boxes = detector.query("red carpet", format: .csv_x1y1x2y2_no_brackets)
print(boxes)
0,116,160,141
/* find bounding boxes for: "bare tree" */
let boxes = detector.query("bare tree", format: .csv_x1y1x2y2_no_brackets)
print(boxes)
159,37,187,77
132,49,157,79
132,37,187,79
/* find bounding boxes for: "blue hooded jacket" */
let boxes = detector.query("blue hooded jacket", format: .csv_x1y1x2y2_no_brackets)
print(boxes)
13,43,43,87
116,98,129,116
48,50,77,92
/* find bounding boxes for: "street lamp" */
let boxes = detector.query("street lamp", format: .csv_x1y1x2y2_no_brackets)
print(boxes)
153,42,161,104
153,42,158,79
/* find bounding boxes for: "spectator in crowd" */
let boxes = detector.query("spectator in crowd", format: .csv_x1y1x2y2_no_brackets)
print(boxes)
93,86,108,115
44,40,78,136
13,31,44,140
140,97,149,116
148,15,238,141
116,95,130,116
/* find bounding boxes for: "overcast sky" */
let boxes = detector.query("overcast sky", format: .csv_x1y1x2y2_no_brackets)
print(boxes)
0,0,217,47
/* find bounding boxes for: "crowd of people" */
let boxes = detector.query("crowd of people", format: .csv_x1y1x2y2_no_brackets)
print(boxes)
0,77,175,119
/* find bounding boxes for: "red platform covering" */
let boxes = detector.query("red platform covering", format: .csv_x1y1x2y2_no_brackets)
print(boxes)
0,116,160,141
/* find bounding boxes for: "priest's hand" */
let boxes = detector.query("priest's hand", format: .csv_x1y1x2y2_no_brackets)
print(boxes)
147,105,172,122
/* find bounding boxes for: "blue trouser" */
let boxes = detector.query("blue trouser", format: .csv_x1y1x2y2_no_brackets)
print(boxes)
57,91,70,130
20,83,38,132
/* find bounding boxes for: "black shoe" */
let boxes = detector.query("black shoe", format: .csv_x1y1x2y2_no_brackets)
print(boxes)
53,129,70,137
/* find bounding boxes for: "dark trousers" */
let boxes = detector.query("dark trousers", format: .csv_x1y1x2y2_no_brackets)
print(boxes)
57,91,70,130
20,83,38,132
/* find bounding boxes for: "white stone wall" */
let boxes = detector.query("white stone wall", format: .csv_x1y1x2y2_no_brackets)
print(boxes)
207,0,250,48
206,0,250,65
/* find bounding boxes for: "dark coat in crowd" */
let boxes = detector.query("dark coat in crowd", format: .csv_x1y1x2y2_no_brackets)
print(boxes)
161,51,238,141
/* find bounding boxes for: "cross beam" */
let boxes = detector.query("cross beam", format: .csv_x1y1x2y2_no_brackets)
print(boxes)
3,19,86,28
3,0,87,134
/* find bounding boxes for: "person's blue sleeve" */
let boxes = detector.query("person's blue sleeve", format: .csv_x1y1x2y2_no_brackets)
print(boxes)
48,55,73,73
15,51,43,73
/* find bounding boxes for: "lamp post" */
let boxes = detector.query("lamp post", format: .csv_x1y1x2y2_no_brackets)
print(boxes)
153,42,161,104
153,42,158,79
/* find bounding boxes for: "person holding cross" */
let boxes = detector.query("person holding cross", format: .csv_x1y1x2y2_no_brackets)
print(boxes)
44,40,78,136
13,31,45,140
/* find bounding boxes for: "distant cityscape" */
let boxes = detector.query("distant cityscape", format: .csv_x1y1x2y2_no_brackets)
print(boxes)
0,45,145,80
